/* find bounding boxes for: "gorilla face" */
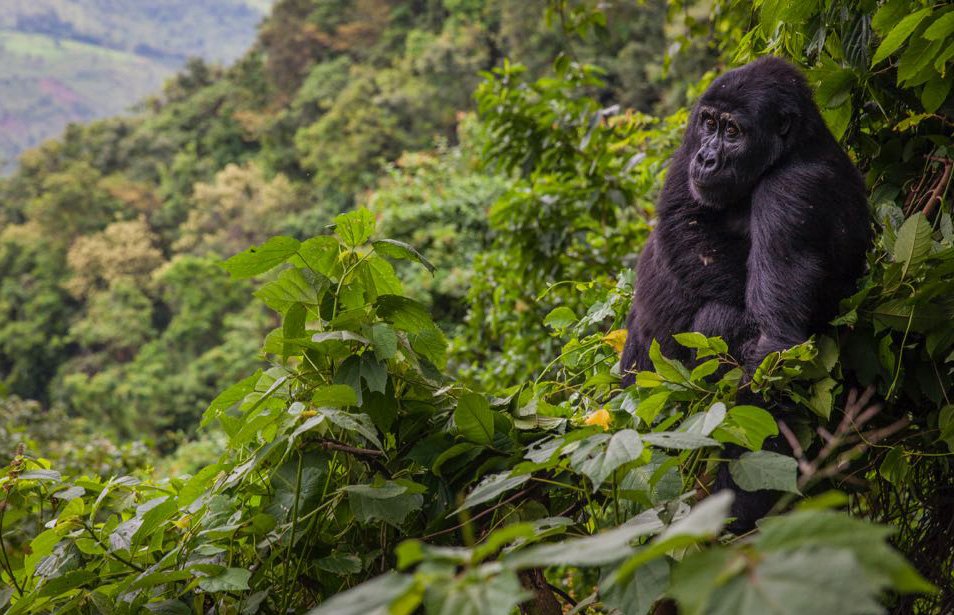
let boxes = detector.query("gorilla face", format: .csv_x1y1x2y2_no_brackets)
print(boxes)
688,104,776,207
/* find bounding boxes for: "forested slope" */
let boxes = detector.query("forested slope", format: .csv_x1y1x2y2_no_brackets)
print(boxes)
0,0,953,613
0,0,272,167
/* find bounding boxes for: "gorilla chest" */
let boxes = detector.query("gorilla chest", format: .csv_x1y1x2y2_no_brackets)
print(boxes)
662,215,750,301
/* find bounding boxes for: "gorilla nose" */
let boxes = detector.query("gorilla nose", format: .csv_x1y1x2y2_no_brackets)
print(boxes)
696,151,718,172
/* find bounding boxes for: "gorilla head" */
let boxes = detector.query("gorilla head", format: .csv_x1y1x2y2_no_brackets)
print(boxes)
686,58,823,208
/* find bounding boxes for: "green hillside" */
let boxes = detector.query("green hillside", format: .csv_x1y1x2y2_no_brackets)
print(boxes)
0,0,271,168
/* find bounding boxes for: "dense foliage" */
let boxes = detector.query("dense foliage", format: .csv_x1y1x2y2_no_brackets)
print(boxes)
1,0,952,613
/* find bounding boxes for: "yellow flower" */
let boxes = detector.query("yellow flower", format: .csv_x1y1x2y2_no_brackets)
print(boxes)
584,408,611,430
602,329,628,355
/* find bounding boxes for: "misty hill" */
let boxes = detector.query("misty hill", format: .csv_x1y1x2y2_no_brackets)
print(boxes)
0,0,272,168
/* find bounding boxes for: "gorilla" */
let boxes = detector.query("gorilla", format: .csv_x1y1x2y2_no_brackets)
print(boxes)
619,57,871,529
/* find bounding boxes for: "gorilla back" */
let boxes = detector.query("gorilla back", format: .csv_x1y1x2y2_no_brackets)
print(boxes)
621,56,871,384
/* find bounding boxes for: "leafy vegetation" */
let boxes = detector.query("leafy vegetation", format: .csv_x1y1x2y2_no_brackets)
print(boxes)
0,0,952,613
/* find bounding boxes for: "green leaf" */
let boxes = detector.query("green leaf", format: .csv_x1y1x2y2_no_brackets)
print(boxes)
821,102,852,141
221,236,300,278
600,556,669,615
570,429,644,491
642,432,719,450
318,407,382,448
657,490,733,543
923,10,954,40
729,451,800,494
454,394,495,445
454,472,530,514
922,74,953,113
372,239,436,273
871,8,933,66
306,573,415,615
255,267,324,312
198,568,252,592
544,306,576,330
295,236,340,277
345,482,424,526
635,391,670,425
705,549,882,615
335,209,376,247
427,570,526,615
756,510,935,594
679,402,727,437
311,384,359,407
712,405,779,451
672,332,709,349
506,508,667,568
202,370,262,427
370,323,398,361
893,213,933,278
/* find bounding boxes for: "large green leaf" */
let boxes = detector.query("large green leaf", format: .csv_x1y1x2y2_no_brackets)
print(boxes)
706,549,882,615
570,429,644,491
307,573,415,615
372,239,436,273
871,8,933,66
221,236,301,278
455,472,530,514
454,394,495,445
506,508,667,568
345,481,424,526
335,209,376,247
728,451,800,494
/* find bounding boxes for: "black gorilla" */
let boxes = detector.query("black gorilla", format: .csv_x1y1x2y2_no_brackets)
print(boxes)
621,56,870,377
620,57,871,529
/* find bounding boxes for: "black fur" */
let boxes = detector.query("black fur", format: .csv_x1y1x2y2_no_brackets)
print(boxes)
620,57,872,530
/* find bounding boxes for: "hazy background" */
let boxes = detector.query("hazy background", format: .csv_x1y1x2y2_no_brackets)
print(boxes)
0,0,273,168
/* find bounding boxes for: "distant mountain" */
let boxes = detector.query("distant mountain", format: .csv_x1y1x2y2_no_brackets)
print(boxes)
0,0,272,169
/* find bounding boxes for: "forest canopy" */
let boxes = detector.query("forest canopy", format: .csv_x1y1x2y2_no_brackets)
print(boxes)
0,1,952,614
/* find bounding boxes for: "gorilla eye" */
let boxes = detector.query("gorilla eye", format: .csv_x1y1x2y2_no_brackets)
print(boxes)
726,125,739,138
704,118,717,131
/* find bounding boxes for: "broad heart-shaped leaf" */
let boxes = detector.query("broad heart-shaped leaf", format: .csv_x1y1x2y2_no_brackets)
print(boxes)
345,482,424,526
706,548,883,615
424,569,526,615
454,472,530,514
506,508,667,569
334,208,376,247
729,451,800,494
454,393,495,445
544,306,576,330
294,236,340,277
657,490,733,543
642,431,720,451
755,510,935,594
307,572,415,615
711,405,778,451
334,354,387,406
372,239,436,273
311,384,358,407
600,556,669,615
255,267,326,312
871,8,933,66
202,370,262,427
318,407,382,449
570,429,644,491
221,236,300,278
679,403,727,437
893,212,933,279
198,568,252,592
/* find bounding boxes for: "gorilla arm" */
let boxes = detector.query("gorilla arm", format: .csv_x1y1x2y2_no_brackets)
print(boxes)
745,165,829,367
